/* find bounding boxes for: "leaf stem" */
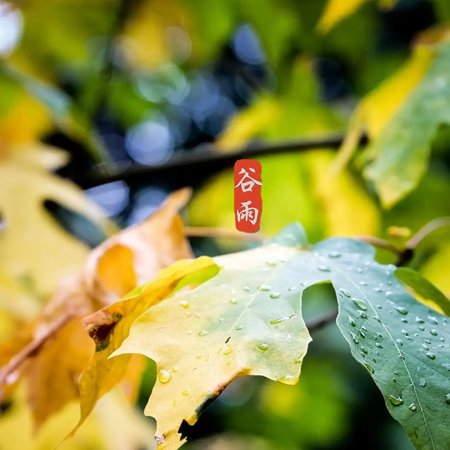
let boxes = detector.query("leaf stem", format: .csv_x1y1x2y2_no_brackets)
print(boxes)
0,312,73,397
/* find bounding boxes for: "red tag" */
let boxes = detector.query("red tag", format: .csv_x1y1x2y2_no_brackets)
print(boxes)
234,159,262,233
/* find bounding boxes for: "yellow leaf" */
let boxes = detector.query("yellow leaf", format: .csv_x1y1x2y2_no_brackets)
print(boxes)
317,0,397,32
111,244,309,450
0,144,116,297
0,386,155,450
0,189,195,427
69,256,219,439
215,97,281,152
317,0,368,32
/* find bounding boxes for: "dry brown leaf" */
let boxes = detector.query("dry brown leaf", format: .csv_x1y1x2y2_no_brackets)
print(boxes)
0,188,193,427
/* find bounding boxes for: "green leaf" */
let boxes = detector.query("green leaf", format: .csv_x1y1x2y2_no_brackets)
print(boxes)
312,238,450,450
395,267,450,317
364,41,450,207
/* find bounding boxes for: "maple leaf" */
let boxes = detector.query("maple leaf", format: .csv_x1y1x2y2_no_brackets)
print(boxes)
75,223,450,450
0,189,194,427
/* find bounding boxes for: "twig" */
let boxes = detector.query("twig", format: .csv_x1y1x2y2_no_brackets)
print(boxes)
306,310,338,332
406,217,450,249
184,226,267,241
355,235,402,256
0,312,73,390
78,133,367,188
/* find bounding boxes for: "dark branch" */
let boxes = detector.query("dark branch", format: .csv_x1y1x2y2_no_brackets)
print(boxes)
78,133,366,188
306,310,338,332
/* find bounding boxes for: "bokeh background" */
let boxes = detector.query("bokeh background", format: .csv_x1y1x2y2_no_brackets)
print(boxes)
2,0,450,449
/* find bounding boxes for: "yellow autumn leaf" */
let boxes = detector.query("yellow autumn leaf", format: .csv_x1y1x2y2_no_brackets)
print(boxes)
109,241,310,450
0,387,155,450
69,256,219,439
0,189,195,426
317,0,396,32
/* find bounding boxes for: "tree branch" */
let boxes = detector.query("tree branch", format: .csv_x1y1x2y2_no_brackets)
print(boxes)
306,310,338,332
78,133,366,188
185,226,267,241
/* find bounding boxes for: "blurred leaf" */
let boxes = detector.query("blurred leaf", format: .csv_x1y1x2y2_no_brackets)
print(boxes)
0,144,115,297
0,387,155,450
336,33,450,207
70,256,218,441
317,0,395,32
190,60,379,242
0,189,194,427
1,63,110,163
395,267,450,316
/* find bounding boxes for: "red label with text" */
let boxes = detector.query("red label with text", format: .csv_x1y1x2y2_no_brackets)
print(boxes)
234,159,262,233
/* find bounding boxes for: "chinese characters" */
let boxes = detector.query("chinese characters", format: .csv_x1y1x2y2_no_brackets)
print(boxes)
234,160,262,232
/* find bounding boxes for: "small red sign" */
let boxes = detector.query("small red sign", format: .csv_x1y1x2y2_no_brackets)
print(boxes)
234,159,262,233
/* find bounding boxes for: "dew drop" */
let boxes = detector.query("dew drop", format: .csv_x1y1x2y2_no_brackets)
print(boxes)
445,394,450,405
426,353,436,360
418,326,425,331
424,339,431,345
318,265,331,272
243,286,251,292
420,378,427,387
258,343,269,351
352,298,368,310
361,346,368,354
294,354,304,364
415,317,425,324
339,289,352,297
270,292,281,299
198,330,208,337
351,333,359,344
180,300,189,309
270,317,288,324
266,259,277,266
288,286,297,291
235,326,243,331
396,339,403,346
230,289,237,295
430,329,438,336
348,316,356,327
158,369,172,384
389,395,403,406
278,373,297,383
329,251,341,258
385,291,394,297
172,366,179,373
376,343,383,349
182,389,191,396
395,307,408,315
258,284,271,291
429,316,439,325
365,363,375,374
230,298,238,305
408,403,417,412
223,348,234,355
358,311,368,319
